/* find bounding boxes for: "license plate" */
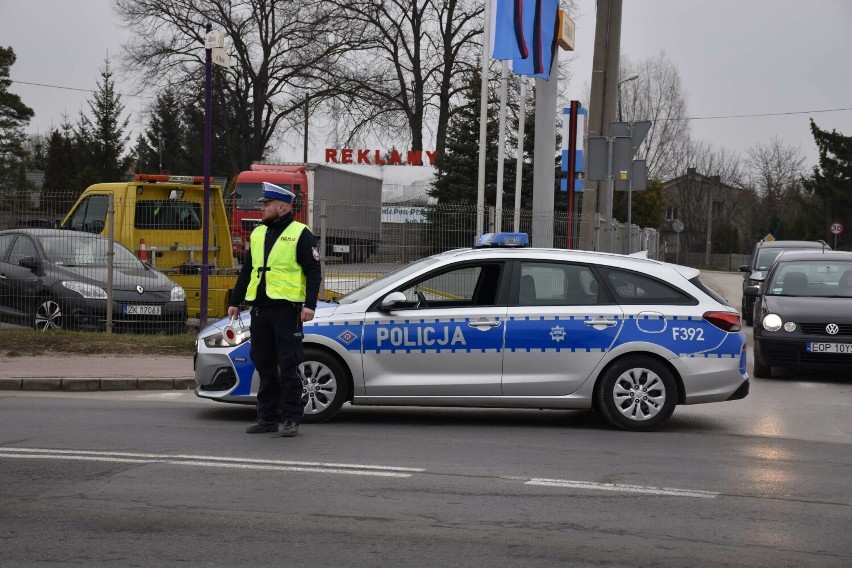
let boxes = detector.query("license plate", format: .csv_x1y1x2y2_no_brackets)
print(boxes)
807,342,852,354
124,305,162,315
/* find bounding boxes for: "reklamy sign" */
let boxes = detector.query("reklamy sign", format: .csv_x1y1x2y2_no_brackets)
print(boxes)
325,148,438,166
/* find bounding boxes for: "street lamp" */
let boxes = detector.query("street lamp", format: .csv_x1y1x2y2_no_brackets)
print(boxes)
618,73,639,122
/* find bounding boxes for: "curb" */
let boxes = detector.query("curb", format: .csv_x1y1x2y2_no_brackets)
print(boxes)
0,377,197,392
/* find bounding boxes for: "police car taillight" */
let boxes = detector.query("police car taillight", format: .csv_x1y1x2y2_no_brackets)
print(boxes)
475,232,529,248
703,311,741,332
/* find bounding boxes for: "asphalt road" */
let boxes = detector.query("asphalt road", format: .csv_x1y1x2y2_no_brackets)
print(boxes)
1,271,851,567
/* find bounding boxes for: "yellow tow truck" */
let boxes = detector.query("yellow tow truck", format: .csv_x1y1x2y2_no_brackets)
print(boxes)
61,174,239,320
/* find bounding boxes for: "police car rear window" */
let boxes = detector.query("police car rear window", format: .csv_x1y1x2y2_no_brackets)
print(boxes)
690,276,730,306
599,267,695,305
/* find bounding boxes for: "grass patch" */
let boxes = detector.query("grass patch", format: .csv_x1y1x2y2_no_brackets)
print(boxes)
0,329,197,357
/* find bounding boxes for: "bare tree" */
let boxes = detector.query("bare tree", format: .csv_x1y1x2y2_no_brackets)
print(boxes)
746,136,806,237
618,52,691,180
322,0,482,156
114,0,358,167
665,139,753,252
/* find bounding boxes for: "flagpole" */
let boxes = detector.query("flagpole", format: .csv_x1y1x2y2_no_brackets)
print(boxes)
476,0,492,237
514,77,526,232
495,60,509,233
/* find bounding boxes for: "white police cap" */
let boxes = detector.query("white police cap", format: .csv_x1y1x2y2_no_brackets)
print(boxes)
257,182,295,203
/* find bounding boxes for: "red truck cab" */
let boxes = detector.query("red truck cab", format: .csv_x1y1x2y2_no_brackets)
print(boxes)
230,165,306,262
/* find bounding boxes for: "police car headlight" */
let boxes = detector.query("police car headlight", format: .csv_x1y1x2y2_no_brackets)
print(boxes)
170,285,186,302
62,281,107,299
762,313,783,332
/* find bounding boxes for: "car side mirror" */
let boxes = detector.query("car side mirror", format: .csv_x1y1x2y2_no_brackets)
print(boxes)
379,291,407,310
738,264,749,272
744,286,760,297
19,256,42,274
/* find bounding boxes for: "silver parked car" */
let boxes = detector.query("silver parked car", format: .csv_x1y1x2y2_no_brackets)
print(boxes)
194,235,748,431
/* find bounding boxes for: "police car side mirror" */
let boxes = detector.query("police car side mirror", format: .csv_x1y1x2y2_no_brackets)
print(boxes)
379,291,407,310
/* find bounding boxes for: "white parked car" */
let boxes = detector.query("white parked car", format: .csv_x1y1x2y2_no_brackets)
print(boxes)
194,234,748,431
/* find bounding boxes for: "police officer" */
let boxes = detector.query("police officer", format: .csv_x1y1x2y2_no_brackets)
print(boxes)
228,182,322,437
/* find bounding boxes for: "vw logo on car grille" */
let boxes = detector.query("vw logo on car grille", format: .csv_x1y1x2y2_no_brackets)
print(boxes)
826,323,839,335
136,285,145,294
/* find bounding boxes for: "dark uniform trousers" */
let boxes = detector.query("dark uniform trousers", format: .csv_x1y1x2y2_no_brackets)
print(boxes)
249,303,305,424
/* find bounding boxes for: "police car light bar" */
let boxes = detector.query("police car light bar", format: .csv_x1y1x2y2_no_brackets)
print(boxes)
475,232,529,248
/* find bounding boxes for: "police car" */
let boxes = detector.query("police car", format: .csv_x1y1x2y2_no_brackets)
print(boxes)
194,233,749,431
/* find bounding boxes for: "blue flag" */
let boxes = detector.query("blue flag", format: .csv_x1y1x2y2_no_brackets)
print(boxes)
492,0,529,60
510,0,559,80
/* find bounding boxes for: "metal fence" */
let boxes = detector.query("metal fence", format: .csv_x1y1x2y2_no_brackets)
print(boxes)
1,191,661,333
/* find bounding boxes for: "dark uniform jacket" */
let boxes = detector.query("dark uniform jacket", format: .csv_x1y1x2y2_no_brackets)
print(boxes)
229,212,322,310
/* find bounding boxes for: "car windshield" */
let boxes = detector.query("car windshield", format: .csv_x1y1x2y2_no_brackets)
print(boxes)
765,260,852,297
37,236,144,269
754,247,822,271
336,256,441,304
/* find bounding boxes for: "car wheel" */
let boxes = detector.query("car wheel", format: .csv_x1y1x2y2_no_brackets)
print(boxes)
299,348,350,423
596,356,678,431
743,300,753,327
33,296,63,331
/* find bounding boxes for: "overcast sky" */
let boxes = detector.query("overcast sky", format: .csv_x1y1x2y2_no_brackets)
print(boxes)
2,0,851,172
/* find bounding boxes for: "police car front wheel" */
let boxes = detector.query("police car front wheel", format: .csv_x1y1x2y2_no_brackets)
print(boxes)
596,356,678,431
299,348,349,423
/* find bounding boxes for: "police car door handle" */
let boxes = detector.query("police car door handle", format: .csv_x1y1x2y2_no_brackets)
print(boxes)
584,319,617,327
468,319,501,329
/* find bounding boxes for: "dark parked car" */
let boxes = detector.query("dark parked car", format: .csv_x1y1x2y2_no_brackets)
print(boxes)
746,250,852,378
0,229,187,333
739,239,829,325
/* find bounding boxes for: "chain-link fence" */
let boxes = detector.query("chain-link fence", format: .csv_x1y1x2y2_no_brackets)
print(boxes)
2,190,660,332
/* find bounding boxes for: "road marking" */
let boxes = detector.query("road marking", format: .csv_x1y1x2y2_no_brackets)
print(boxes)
0,447,422,478
0,447,718,497
526,478,718,498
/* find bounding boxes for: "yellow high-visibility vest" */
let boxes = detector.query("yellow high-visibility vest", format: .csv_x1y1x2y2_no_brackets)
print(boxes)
245,221,307,302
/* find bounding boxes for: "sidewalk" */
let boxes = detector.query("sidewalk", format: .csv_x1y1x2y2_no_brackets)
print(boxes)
0,354,195,392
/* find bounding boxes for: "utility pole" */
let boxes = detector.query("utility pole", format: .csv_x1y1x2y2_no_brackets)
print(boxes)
580,0,622,251
705,175,720,266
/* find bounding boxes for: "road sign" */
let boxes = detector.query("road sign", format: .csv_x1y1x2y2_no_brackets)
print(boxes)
763,234,775,242
212,47,231,68
615,159,647,191
830,222,844,235
205,30,225,49
609,121,652,153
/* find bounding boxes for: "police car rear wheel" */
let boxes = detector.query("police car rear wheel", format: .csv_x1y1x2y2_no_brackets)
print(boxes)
596,356,677,431
299,348,349,423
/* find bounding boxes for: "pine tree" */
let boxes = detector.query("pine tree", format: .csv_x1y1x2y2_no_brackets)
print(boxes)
143,87,187,174
0,46,34,207
75,58,131,185
803,119,852,249
428,71,503,250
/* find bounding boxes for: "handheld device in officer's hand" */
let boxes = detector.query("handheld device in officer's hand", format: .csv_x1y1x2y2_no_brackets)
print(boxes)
223,315,250,346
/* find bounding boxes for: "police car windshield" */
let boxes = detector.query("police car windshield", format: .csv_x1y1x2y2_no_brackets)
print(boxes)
337,257,438,304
